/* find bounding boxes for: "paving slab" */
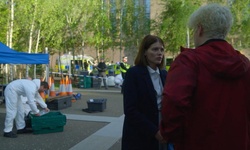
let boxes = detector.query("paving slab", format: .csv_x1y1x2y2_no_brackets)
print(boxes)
0,87,123,150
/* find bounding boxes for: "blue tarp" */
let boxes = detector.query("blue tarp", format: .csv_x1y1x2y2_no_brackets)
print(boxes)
0,42,49,64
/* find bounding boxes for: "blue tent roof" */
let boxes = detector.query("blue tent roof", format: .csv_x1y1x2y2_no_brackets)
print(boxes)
0,42,49,64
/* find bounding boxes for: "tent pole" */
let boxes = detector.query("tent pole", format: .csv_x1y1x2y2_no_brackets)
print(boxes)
10,65,13,81
5,64,8,83
26,65,29,78
45,47,49,82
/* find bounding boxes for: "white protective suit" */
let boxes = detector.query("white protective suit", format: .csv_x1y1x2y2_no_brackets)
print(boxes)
3,79,47,132
21,96,32,116
114,73,123,87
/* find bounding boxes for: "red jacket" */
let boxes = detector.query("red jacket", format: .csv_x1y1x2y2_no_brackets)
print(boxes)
160,39,250,150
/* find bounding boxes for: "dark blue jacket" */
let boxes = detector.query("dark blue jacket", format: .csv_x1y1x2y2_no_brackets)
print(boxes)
122,65,167,150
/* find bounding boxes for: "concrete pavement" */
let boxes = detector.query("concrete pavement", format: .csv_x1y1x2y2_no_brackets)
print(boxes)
0,87,123,150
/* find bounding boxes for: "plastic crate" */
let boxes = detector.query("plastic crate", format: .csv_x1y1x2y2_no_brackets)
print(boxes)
79,77,84,82
78,84,85,88
46,96,72,110
87,99,107,112
78,76,92,89
92,78,102,89
30,111,67,134
80,71,89,76
84,77,92,88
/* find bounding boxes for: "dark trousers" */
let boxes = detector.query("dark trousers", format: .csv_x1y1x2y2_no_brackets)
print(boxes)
99,72,108,89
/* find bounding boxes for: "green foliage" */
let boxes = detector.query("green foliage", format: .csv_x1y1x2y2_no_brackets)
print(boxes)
229,0,250,49
1,0,150,60
28,64,44,76
121,0,150,47
0,1,9,43
152,0,200,52
153,0,250,53
86,0,112,52
1,0,249,60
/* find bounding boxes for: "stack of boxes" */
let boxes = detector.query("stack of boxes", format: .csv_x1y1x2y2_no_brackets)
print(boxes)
78,76,92,89
78,76,85,88
92,77,102,89
84,76,92,88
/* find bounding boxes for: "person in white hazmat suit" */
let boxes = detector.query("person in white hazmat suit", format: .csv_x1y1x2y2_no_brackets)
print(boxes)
21,96,32,116
114,73,123,88
3,79,50,138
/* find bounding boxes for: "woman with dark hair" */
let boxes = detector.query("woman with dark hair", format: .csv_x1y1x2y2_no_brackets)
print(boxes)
122,35,167,150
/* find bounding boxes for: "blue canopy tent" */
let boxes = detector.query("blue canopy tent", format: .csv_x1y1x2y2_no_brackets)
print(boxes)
0,42,49,64
0,42,49,104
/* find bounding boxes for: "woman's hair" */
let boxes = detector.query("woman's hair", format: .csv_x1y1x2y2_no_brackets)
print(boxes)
134,35,165,69
188,3,233,39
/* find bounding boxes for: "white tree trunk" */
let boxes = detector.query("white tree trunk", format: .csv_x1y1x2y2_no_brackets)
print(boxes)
26,0,38,78
9,0,14,48
9,0,15,82
33,29,41,78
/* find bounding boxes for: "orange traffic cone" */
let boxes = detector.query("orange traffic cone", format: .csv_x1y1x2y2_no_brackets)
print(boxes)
49,77,56,97
48,76,52,87
65,76,69,84
67,78,73,96
65,75,69,93
59,78,67,96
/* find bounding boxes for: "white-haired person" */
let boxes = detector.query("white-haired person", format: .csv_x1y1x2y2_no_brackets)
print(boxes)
160,3,250,150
